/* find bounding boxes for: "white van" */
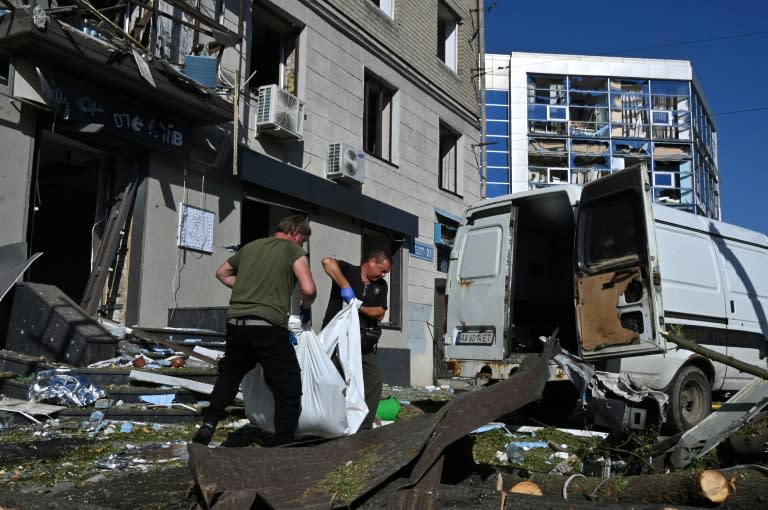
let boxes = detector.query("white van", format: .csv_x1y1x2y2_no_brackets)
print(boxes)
443,164,768,432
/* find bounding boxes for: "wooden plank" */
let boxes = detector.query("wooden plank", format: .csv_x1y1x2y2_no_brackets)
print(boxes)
128,369,241,400
81,173,140,315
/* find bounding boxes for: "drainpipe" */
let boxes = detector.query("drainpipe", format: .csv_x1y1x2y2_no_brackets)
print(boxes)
477,0,487,199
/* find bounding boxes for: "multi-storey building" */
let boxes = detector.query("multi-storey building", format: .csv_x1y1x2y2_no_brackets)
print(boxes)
483,52,720,219
0,1,484,386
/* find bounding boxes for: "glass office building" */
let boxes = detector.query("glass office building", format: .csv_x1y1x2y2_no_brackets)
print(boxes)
484,52,720,219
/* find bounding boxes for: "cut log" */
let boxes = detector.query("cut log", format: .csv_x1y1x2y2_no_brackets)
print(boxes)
509,481,543,496
498,469,730,505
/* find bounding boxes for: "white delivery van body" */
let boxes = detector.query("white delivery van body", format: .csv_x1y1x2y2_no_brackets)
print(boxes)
444,165,768,432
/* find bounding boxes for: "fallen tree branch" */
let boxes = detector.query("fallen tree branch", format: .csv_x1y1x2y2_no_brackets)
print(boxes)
662,331,768,380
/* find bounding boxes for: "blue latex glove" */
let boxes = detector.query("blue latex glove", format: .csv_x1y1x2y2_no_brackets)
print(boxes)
300,306,312,324
341,287,356,303
288,333,298,346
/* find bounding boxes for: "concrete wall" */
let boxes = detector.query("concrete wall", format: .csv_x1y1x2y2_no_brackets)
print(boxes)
134,154,241,327
0,98,34,246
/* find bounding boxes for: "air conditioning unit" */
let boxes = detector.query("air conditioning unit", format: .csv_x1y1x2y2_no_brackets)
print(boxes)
326,143,366,184
255,84,305,139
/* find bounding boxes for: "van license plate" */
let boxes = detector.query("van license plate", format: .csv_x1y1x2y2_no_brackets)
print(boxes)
456,331,495,345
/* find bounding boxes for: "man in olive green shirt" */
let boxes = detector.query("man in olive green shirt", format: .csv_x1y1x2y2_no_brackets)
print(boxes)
193,215,316,445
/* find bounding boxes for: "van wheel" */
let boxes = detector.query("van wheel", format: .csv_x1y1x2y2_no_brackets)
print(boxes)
667,366,711,433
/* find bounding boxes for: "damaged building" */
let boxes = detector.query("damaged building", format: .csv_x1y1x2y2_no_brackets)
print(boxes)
0,0,484,387
482,52,720,220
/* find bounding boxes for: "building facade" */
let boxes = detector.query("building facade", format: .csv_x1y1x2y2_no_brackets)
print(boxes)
483,52,720,219
0,0,484,386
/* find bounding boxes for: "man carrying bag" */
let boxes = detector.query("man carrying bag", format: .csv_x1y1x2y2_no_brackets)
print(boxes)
321,250,392,430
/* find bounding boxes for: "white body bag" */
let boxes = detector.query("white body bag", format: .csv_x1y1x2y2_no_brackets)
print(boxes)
241,299,368,438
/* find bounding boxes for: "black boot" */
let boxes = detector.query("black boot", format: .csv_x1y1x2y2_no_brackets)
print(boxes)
192,423,216,445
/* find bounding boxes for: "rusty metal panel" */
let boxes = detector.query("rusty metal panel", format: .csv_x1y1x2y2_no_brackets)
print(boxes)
188,411,445,509
395,337,558,495
577,270,638,352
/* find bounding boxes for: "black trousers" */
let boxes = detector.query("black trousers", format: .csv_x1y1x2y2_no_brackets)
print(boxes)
361,351,383,430
204,323,302,440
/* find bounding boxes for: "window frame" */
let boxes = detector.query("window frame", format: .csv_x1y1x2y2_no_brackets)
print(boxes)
439,121,462,196
248,6,300,95
437,2,458,72
363,72,395,162
369,0,394,18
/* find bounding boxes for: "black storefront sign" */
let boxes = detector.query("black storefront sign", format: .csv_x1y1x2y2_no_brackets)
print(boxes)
39,69,187,150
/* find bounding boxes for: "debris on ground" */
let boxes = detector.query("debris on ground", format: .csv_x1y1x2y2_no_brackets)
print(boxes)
1,291,767,509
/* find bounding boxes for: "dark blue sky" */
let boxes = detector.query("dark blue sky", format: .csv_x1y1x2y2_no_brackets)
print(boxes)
484,0,768,234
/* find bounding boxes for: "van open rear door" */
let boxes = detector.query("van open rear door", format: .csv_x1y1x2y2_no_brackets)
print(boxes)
575,164,665,360
445,204,516,363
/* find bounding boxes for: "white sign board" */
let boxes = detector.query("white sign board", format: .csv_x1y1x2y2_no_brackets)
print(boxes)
177,203,214,253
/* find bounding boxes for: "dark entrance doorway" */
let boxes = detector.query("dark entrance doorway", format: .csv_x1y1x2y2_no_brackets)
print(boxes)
27,132,107,304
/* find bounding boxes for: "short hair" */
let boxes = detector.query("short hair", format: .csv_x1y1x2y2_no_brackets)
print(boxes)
276,215,311,237
363,249,392,265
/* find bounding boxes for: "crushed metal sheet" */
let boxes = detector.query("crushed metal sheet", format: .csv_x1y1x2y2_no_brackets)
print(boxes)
187,337,559,509
390,336,558,508
0,241,42,303
0,395,66,423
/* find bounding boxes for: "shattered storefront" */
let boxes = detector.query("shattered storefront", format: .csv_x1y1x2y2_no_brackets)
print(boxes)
0,4,235,328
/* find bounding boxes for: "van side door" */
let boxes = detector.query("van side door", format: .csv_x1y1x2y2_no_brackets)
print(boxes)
715,237,768,387
575,165,665,360
444,204,515,362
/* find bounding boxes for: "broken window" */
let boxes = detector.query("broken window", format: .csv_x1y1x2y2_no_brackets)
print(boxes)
437,2,458,72
610,78,649,104
249,4,300,94
571,140,610,176
568,76,609,137
527,111,567,135
528,137,569,185
527,75,566,104
364,72,395,161
528,137,567,155
527,75,567,134
439,121,462,195
612,140,650,171
528,164,569,185
650,80,690,140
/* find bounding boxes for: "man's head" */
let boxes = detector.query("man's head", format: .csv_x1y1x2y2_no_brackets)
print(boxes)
362,249,392,281
276,215,311,245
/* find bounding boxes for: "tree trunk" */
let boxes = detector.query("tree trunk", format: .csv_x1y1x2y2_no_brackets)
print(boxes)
497,469,730,505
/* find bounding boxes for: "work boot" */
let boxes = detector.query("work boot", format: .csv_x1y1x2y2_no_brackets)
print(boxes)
192,423,216,445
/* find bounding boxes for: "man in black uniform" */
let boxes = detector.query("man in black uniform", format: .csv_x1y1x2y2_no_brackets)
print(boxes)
321,250,392,430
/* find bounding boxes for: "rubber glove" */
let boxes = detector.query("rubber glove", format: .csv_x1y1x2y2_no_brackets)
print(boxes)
300,306,312,324
340,287,356,303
